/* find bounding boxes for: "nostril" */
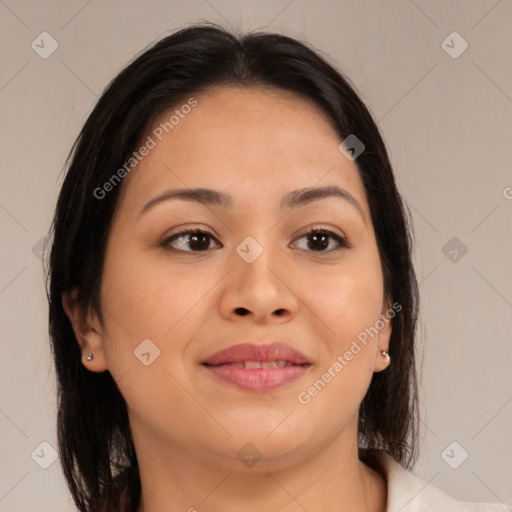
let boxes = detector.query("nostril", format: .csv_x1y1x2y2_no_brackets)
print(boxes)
235,307,249,316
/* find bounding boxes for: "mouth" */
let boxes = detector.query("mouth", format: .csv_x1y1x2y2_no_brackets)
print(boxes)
202,342,311,392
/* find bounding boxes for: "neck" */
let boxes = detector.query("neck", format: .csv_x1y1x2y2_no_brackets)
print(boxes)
132,424,387,512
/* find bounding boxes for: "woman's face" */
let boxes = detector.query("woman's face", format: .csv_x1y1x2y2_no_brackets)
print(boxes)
82,85,391,470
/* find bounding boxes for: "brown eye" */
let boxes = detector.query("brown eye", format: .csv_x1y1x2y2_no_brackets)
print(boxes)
293,229,348,253
162,229,221,252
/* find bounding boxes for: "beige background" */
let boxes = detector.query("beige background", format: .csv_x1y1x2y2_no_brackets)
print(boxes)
1,1,511,510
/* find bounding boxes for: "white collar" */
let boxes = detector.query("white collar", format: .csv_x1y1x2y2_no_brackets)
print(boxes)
370,451,511,511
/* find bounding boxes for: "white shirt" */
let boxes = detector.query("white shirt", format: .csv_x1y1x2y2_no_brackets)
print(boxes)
374,451,512,511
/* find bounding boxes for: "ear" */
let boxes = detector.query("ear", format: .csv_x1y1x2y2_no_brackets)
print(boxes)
373,301,394,373
62,289,108,372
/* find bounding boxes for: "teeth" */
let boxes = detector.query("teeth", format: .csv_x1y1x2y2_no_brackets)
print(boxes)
242,360,292,369
244,361,262,369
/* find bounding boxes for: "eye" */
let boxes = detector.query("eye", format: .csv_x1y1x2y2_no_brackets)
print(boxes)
162,226,350,254
292,227,349,254
162,228,222,253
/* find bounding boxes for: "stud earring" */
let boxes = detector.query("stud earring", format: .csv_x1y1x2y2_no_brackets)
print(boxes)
86,353,93,361
381,349,390,361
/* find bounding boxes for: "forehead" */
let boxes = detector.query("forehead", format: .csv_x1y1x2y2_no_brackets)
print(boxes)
117,85,368,216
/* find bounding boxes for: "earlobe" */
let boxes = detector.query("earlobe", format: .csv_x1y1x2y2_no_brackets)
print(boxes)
61,290,109,372
373,306,393,373
373,348,391,373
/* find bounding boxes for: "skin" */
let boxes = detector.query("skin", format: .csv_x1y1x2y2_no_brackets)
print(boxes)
63,85,392,512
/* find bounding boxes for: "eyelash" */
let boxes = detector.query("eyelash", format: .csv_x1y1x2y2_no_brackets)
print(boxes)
161,225,350,255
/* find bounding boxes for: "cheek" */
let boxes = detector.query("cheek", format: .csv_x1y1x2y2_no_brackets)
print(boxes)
100,242,210,340
98,248,223,441
305,253,385,353
295,250,384,411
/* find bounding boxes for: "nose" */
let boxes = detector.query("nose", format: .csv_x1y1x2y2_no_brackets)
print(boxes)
218,243,299,324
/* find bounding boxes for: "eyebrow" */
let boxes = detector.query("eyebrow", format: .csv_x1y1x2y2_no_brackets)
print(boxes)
138,185,366,222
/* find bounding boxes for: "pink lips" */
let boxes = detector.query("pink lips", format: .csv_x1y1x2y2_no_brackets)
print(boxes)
202,342,311,392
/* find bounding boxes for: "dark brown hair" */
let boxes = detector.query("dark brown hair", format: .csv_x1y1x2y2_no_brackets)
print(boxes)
46,22,419,512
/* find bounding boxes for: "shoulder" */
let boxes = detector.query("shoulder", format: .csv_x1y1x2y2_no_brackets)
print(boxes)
365,450,512,512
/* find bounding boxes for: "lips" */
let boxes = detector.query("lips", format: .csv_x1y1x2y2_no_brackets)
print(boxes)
202,342,310,366
202,342,311,392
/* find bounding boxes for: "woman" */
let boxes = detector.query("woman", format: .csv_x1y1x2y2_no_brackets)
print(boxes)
46,23,510,511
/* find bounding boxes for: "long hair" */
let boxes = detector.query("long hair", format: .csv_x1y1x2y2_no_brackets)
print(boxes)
46,23,419,512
